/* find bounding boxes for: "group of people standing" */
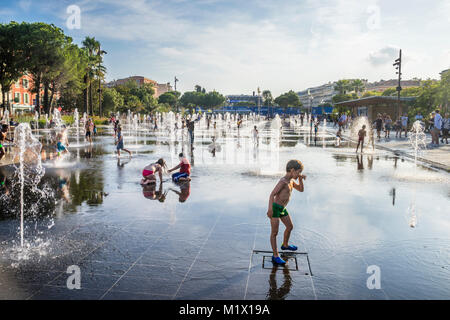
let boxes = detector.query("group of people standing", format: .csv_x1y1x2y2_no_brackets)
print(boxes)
426,110,449,146
369,110,449,146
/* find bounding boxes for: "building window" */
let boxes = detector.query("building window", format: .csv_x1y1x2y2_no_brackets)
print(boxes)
15,80,20,88
24,93,29,104
15,92,20,104
23,79,29,89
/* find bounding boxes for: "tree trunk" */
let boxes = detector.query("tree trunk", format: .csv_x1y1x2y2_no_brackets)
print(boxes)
98,77,102,117
89,81,93,116
83,74,88,115
1,89,6,113
35,74,41,116
43,81,50,115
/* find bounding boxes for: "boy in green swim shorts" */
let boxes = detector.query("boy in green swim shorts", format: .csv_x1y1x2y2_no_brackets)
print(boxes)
267,160,306,265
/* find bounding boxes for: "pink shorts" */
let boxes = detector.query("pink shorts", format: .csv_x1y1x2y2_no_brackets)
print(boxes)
143,170,154,178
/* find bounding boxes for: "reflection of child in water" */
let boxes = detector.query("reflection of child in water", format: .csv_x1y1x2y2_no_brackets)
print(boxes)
142,182,167,202
267,264,292,300
58,175,71,202
170,181,191,203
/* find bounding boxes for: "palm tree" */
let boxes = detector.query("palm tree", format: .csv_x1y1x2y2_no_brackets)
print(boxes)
262,90,273,107
352,79,366,96
82,36,100,115
96,45,107,116
334,80,351,95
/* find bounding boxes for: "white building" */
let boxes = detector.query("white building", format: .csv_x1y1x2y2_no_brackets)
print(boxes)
297,82,337,111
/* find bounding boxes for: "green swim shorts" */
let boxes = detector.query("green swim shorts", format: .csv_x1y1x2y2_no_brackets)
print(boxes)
272,202,289,218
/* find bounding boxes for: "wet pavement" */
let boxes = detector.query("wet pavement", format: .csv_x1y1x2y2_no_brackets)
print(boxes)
0,121,449,300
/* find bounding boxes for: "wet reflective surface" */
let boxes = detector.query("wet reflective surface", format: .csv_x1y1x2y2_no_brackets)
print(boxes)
0,121,449,300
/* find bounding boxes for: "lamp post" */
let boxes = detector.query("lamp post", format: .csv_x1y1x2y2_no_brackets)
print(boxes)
393,49,402,120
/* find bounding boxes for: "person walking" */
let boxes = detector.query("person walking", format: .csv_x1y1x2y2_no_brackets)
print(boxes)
432,109,442,147
441,113,449,144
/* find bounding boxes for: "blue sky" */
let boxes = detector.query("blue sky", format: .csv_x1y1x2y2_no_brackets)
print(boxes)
1,0,449,96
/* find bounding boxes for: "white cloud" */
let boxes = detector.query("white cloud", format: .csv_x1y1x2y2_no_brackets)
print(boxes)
368,46,399,66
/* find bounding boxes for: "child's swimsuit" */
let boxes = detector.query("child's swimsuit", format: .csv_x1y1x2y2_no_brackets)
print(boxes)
143,169,154,177
272,203,289,218
57,142,66,152
116,132,124,150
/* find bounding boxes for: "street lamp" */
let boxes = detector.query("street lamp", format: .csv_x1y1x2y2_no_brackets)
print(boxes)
393,49,402,119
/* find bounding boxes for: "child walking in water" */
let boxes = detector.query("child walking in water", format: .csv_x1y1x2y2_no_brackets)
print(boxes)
141,158,167,185
116,127,132,158
56,128,69,156
267,160,306,265
356,125,367,153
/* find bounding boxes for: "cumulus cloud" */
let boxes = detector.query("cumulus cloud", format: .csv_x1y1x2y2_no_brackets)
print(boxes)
368,46,399,66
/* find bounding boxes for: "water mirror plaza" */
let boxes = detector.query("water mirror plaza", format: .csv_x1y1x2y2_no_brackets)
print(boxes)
0,113,449,300
1,1,450,305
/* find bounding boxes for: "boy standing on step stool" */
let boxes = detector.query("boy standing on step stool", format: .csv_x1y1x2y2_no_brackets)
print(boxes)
267,160,306,265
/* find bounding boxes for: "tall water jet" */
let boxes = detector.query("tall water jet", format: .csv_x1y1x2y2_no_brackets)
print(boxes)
13,123,45,246
350,116,374,151
322,118,327,148
407,120,427,228
2,109,9,124
34,111,39,132
74,108,80,146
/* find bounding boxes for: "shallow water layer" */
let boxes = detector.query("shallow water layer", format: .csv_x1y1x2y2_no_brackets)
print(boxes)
0,122,449,300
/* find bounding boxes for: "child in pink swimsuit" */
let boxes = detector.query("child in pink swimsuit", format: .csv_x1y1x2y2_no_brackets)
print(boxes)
141,158,167,185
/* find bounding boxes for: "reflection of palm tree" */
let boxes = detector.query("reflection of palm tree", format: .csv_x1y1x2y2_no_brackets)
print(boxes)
266,264,292,300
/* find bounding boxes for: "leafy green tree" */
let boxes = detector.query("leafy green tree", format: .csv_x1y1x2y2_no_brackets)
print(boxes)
158,92,178,108
0,22,28,113
202,91,225,109
23,23,68,115
361,91,382,98
102,88,124,114
332,93,357,104
180,91,202,108
438,70,450,111
274,90,301,109
56,44,88,112
382,88,397,96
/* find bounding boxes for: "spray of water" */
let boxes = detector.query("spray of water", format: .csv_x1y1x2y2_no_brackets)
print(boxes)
407,121,427,228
